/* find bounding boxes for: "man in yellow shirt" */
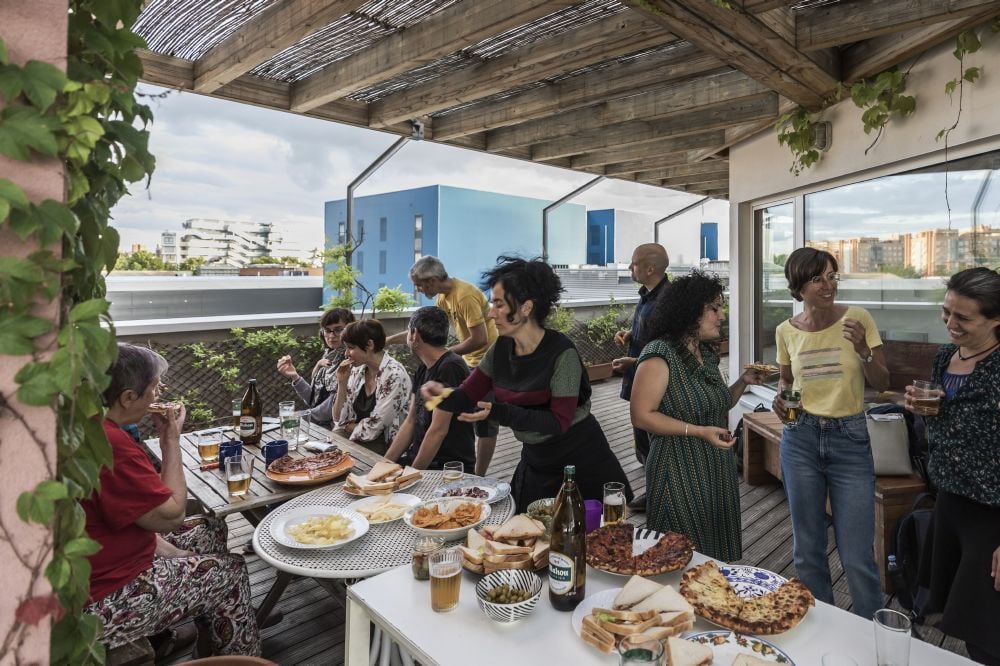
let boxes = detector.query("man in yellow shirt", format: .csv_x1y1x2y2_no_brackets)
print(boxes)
386,256,499,474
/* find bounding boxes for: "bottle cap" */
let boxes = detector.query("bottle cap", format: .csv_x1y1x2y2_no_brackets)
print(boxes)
564,465,576,475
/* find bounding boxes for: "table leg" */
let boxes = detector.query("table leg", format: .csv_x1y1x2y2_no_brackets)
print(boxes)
255,570,293,627
346,595,371,666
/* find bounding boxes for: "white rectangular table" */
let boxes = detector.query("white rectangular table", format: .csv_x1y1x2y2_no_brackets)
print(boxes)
345,553,974,666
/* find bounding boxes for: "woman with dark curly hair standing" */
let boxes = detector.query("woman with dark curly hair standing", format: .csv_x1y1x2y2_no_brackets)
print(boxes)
630,271,766,561
422,256,632,511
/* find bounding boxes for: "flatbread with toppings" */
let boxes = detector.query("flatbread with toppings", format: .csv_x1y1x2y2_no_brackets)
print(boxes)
744,362,779,375
680,560,814,635
268,449,347,474
585,523,692,576
424,387,454,411
148,401,180,415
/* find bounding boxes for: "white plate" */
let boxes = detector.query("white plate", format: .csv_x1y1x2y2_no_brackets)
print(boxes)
270,506,369,550
571,588,622,636
432,476,512,504
342,474,422,496
402,498,491,540
346,493,421,525
687,630,794,664
719,564,788,597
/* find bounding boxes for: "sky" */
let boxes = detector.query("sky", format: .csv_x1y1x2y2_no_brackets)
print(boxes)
109,84,730,263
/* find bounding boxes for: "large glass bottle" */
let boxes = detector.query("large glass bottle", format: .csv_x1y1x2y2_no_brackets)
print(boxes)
548,464,586,610
239,379,263,446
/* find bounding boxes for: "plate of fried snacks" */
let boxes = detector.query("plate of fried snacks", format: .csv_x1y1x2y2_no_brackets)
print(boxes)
346,493,421,525
270,506,369,550
403,498,490,540
461,514,549,574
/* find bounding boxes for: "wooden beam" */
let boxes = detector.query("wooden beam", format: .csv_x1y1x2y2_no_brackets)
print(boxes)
487,70,769,152
688,96,797,162
634,162,730,182
290,0,570,112
739,0,795,12
430,42,721,141
369,13,676,129
192,0,366,93
659,176,729,189
570,132,725,169
796,0,1000,51
530,92,778,161
602,152,703,176
624,0,835,108
843,9,1000,82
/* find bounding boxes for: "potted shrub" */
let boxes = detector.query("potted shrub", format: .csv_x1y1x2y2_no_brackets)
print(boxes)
580,298,625,383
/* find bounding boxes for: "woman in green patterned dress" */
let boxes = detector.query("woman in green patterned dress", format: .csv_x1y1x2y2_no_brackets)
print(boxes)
630,271,766,561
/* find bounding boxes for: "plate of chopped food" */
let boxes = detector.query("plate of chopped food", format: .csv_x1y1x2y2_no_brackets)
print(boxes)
432,475,511,504
403,498,491,540
346,493,421,525
270,506,368,550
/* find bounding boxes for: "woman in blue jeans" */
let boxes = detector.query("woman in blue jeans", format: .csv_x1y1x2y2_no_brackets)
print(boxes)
772,248,890,620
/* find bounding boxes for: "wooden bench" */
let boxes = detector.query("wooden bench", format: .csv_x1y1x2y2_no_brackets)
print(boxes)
741,411,925,593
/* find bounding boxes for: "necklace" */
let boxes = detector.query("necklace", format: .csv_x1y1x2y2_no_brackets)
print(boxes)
957,342,1000,361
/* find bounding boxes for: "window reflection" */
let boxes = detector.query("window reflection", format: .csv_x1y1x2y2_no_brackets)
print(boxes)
755,203,794,369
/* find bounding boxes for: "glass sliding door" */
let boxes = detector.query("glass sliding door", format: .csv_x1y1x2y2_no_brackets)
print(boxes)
755,203,794,372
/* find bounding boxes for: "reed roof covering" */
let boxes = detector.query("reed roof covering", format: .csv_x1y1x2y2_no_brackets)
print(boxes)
135,0,1000,199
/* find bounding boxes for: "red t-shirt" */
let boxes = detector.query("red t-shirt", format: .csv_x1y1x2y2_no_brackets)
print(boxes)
83,420,172,603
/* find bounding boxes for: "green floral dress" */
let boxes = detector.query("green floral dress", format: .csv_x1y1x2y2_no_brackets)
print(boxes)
638,339,741,562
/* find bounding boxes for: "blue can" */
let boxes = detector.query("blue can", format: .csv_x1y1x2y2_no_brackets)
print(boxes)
218,440,243,469
262,440,289,470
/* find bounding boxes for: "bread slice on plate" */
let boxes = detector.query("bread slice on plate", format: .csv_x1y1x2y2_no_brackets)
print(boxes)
731,655,773,665
492,514,544,541
613,575,664,610
580,616,615,654
459,545,483,565
641,620,692,640
666,636,713,666
368,460,402,481
632,584,694,615
395,465,422,484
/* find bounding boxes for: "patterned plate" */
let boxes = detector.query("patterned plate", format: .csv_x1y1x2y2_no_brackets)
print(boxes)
432,476,512,504
719,564,788,597
687,630,794,664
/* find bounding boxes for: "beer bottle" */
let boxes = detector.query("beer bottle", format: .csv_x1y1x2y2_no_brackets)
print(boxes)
548,465,586,611
239,379,263,446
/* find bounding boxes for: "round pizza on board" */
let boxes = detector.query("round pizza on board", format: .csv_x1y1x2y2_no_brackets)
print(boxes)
585,522,693,576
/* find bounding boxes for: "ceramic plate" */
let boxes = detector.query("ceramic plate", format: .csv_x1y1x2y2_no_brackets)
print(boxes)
432,476,512,504
570,588,622,638
346,493,421,525
265,454,354,486
402,498,491,540
342,474,421,496
718,565,788,597
687,630,794,664
586,527,692,576
270,506,369,550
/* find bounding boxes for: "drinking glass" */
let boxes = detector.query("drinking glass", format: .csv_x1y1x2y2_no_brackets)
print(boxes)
873,608,911,666
231,399,242,434
618,634,663,665
195,431,221,463
910,380,942,416
442,461,464,482
225,454,254,499
429,548,462,612
298,412,312,450
603,481,627,525
780,388,802,424
279,400,299,451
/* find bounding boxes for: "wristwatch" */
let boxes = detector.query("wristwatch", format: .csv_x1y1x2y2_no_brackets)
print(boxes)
860,351,874,364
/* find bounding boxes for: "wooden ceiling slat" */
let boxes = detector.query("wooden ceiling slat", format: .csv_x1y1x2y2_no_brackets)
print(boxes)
368,13,675,129
430,42,721,141
625,0,831,109
601,152,699,176
687,97,797,162
290,0,572,113
740,0,796,13
796,0,1000,51
192,0,367,93
486,70,769,152
634,161,730,182
569,132,725,169
529,92,778,161
659,176,729,189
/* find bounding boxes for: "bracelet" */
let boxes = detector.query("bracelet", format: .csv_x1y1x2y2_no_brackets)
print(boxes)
684,423,689,437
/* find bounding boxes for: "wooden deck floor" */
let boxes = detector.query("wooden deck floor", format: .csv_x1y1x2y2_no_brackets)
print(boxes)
172,377,969,664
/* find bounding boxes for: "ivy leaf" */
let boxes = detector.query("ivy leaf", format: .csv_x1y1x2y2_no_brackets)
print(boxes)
0,106,60,159
956,30,981,56
15,360,59,405
963,67,981,83
0,38,7,66
0,178,30,209
45,557,71,589
15,480,67,524
21,60,67,112
0,314,52,355
69,298,108,323
62,537,101,558
101,225,120,271
945,79,958,95
35,199,79,244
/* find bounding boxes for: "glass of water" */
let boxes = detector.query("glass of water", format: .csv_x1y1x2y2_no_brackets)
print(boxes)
873,608,911,666
279,401,299,451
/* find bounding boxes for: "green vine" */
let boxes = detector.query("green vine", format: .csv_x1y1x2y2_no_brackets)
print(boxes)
845,66,916,154
775,108,822,176
0,1,154,663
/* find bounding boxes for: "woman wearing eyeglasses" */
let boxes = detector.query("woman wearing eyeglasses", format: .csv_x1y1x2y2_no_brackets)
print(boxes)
276,307,356,428
772,247,890,620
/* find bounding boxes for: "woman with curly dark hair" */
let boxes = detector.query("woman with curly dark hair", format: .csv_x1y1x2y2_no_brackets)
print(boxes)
630,271,766,560
422,256,632,511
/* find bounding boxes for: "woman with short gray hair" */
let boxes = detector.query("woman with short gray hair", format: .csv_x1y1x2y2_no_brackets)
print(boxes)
84,343,260,657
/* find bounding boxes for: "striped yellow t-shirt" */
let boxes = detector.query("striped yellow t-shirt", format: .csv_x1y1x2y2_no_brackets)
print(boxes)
776,306,882,418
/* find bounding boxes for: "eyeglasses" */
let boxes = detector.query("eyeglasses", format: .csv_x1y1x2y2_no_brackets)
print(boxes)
808,272,841,285
322,326,346,335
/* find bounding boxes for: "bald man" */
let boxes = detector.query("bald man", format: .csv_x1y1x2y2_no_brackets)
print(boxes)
612,243,669,512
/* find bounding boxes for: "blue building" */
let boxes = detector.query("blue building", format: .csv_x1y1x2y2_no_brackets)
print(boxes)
324,185,588,306
700,222,719,261
586,209,615,265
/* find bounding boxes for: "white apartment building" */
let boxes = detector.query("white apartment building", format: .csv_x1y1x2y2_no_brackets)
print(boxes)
159,219,299,267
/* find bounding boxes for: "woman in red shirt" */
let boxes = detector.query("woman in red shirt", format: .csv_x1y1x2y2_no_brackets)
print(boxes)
83,344,260,656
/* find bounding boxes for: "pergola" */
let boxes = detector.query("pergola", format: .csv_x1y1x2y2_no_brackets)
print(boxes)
134,0,1000,202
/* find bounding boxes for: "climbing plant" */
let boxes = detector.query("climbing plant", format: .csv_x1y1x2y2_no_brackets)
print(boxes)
0,1,154,663
775,108,822,176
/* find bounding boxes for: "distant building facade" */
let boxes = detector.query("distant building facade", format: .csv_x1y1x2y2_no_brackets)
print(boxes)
700,222,719,261
324,185,587,306
158,219,299,267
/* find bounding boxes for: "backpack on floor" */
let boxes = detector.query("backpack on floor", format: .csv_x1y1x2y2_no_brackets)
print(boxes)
890,492,935,620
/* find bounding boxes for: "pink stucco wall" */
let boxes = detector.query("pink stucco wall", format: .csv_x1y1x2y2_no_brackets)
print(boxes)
0,1,68,662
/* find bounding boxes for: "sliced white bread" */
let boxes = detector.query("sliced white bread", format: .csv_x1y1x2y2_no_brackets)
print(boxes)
367,460,402,481
492,514,544,541
462,556,484,574
658,610,695,628
486,540,532,555
467,528,487,550
530,540,549,566
395,465,422,484
666,636,713,666
613,575,664,610
641,620,693,641
731,656,773,666
459,545,483,565
580,616,616,654
632,584,693,615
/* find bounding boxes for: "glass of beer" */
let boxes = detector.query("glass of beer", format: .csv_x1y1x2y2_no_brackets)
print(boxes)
442,461,464,482
225,454,254,499
910,380,942,416
780,388,802,424
196,431,220,463
429,547,462,612
279,401,299,451
602,481,627,525
231,398,242,433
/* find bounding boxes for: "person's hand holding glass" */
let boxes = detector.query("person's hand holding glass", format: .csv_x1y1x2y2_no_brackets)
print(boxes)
904,380,943,417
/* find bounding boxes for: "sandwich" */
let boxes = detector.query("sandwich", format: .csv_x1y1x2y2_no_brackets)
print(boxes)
579,616,616,655
394,465,422,485
591,608,659,637
631,584,695,628
148,401,180,415
344,473,395,495
613,575,665,610
368,460,402,482
731,656,773,666
530,539,549,568
492,514,544,543
665,636,713,666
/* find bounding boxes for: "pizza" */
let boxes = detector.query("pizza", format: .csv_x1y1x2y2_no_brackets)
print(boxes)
744,362,779,375
585,523,693,576
268,449,347,474
680,561,814,635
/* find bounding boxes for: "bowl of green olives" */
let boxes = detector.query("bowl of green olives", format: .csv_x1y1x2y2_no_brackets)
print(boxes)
474,570,543,623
